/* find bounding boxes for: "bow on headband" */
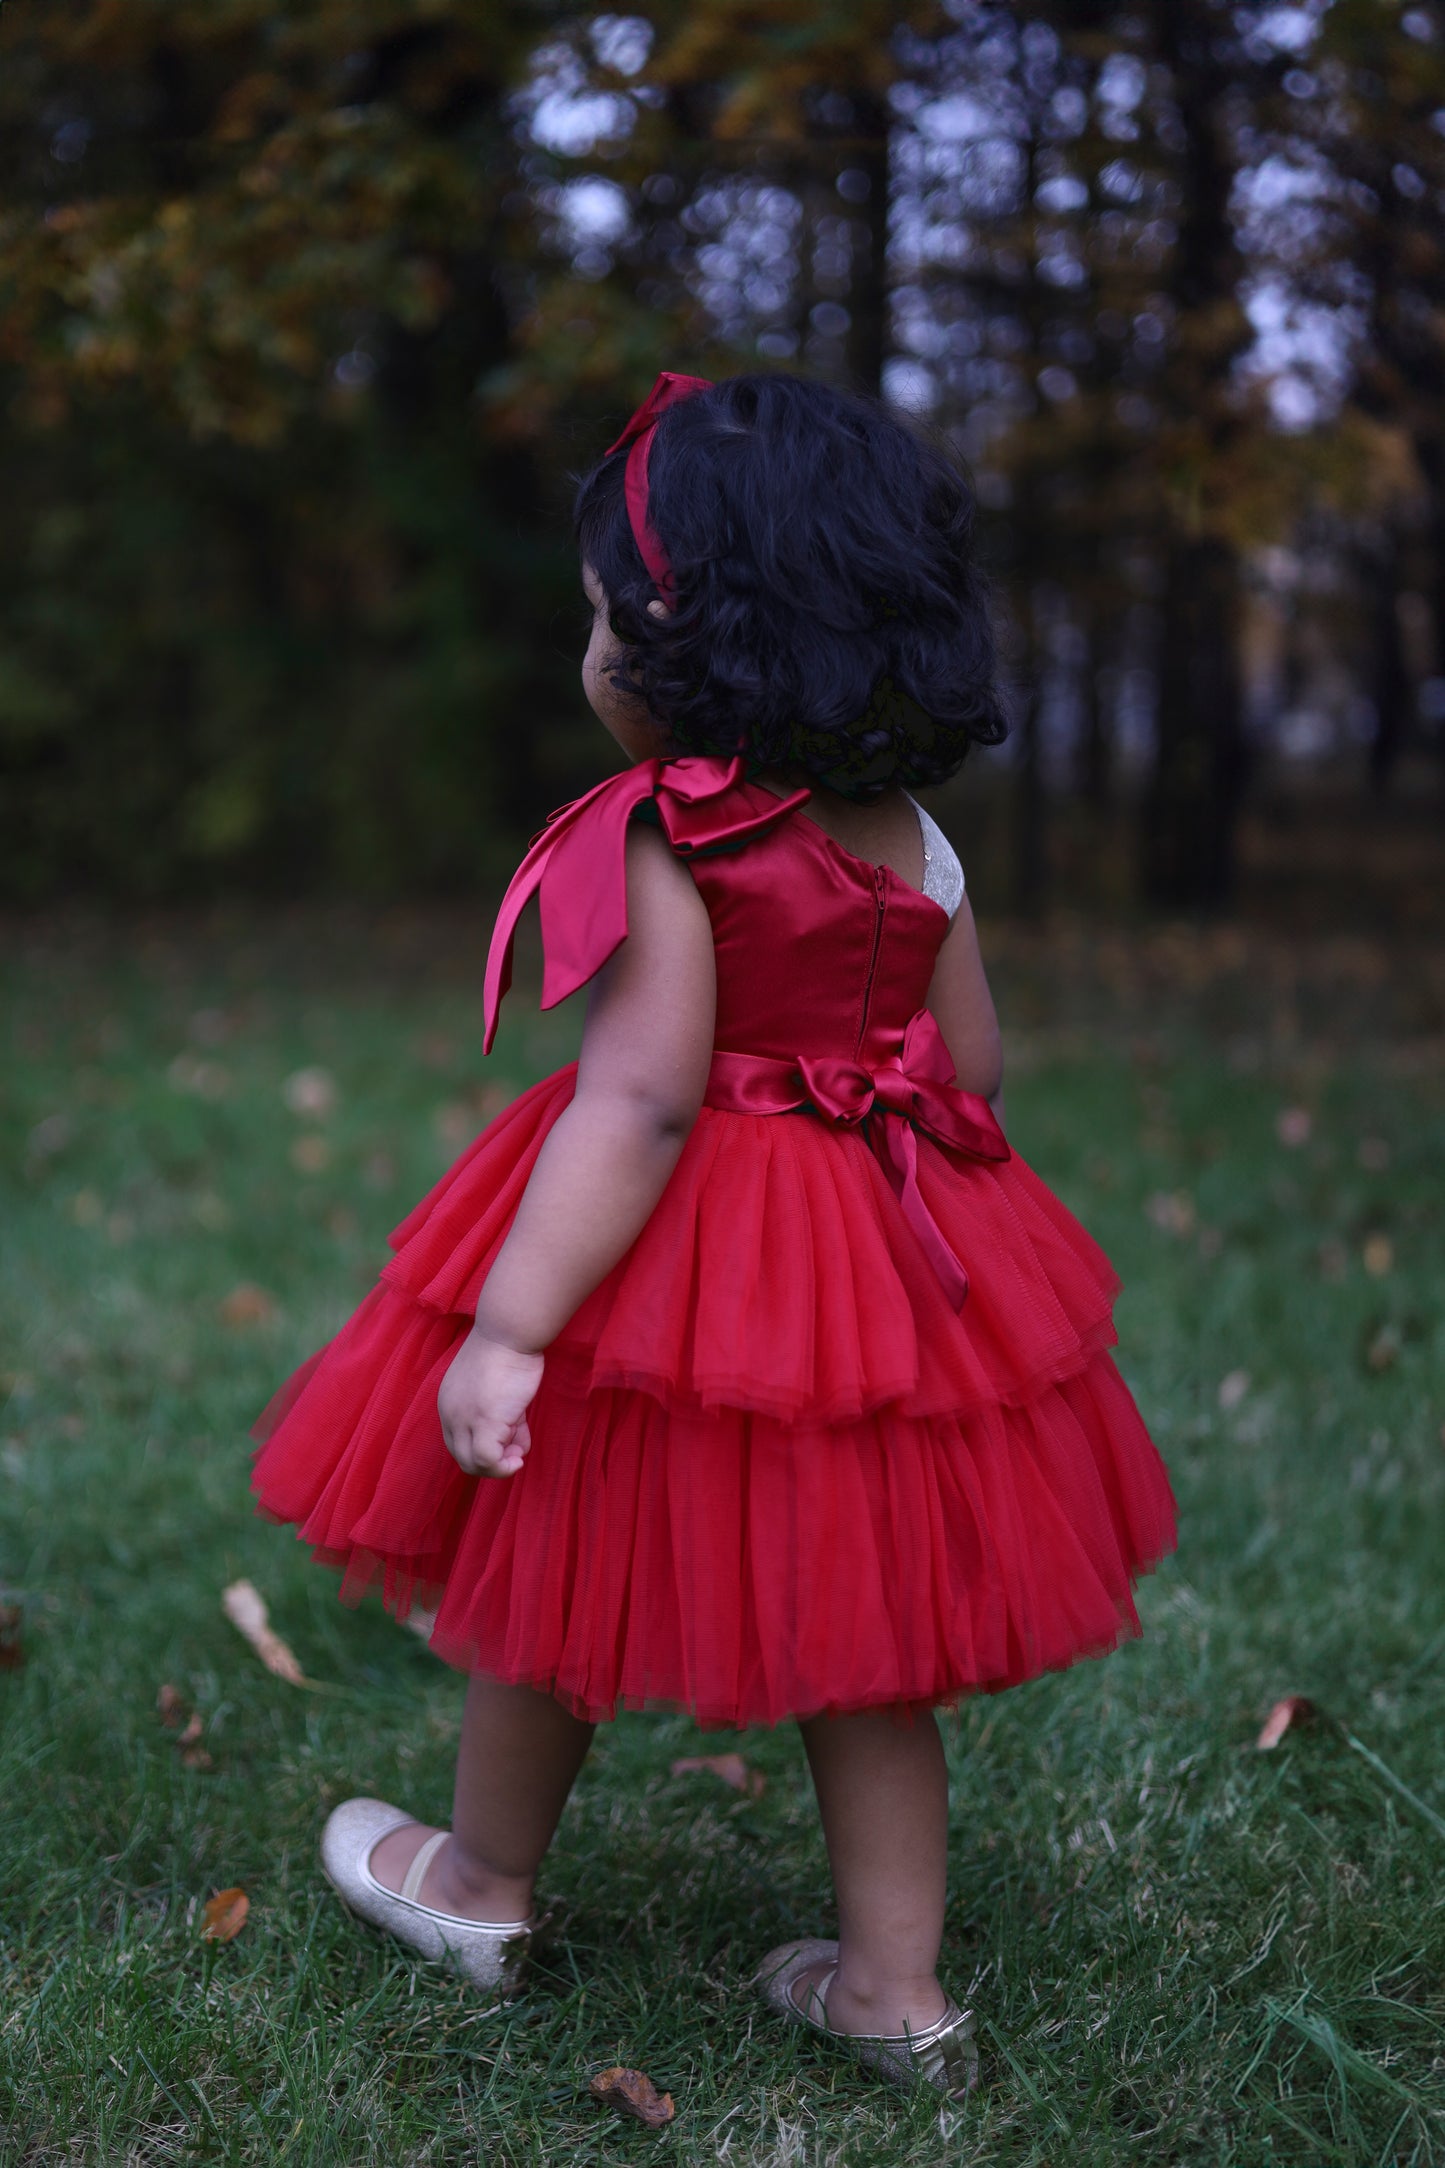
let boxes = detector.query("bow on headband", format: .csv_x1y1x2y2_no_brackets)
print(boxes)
604,370,713,600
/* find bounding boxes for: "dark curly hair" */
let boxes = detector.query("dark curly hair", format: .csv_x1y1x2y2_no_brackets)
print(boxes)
573,372,1007,801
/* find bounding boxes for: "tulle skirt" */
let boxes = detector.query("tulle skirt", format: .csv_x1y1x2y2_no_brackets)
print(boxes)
252,1066,1176,1727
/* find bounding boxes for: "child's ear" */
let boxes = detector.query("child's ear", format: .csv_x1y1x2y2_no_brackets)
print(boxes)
646,598,670,621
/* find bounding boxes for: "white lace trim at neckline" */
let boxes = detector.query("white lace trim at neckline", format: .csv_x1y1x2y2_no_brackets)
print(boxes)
905,795,966,919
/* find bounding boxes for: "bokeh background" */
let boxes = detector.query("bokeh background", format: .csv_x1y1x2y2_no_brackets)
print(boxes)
2,0,1443,920
3,6,1444,2164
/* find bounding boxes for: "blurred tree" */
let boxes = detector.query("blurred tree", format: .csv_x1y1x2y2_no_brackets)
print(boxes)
1271,0,1445,790
1140,0,1255,909
882,2,1258,905
0,0,583,897
2,4,528,441
913,0,1421,905
0,0,1439,907
489,0,951,429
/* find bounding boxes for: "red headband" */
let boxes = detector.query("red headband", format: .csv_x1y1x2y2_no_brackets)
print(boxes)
604,370,712,600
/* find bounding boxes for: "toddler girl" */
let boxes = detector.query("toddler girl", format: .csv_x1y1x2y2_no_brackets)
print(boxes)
252,371,1176,2103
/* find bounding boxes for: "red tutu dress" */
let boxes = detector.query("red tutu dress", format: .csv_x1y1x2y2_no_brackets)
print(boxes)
253,755,1176,1727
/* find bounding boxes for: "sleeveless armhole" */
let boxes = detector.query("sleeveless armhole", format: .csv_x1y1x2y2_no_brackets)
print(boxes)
906,795,965,919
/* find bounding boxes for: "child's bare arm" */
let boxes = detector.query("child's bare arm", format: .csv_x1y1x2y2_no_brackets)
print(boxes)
439,822,716,1475
924,896,1005,1122
475,822,716,1346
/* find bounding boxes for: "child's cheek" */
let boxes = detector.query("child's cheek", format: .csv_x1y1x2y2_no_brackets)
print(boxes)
583,621,618,719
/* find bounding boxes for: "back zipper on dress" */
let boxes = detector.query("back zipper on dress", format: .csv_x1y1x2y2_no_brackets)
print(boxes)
855,865,888,1055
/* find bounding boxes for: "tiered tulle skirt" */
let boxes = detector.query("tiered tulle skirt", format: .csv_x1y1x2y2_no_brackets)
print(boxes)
252,1066,1176,1727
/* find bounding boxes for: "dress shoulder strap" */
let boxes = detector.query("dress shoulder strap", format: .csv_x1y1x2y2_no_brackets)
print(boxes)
482,756,809,1051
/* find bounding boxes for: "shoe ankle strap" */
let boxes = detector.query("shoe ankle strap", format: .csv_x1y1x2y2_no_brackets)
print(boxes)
399,1829,449,1903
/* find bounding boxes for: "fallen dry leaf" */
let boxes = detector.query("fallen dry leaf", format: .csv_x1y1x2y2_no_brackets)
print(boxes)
157,1683,214,1767
432,1101,475,1149
0,1602,25,1670
1275,1106,1312,1149
432,1086,514,1152
1256,1695,1317,1750
281,1066,337,1118
218,1284,277,1328
189,1006,229,1047
670,1752,766,1800
1218,1369,1251,1412
1362,1234,1394,1278
27,1113,74,1162
588,2067,675,2128
199,1888,249,1943
1365,1324,1401,1374
1146,1190,1195,1238
221,1580,308,1686
167,1056,230,1100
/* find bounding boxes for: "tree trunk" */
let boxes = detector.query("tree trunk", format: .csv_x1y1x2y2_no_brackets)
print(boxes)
1140,0,1251,908
1415,434,1445,775
1012,589,1047,914
844,90,890,399
1368,536,1411,793
1078,601,1113,809
1142,534,1245,908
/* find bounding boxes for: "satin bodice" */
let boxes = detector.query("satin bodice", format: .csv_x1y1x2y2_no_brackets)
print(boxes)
482,753,952,1068
677,795,951,1068
481,756,1005,1313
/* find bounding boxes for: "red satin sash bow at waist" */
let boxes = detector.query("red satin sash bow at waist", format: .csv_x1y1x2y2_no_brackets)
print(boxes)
704,1011,1009,1310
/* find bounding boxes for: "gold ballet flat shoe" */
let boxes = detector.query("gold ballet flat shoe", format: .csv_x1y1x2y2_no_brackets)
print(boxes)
755,1937,979,2102
320,1797,534,1995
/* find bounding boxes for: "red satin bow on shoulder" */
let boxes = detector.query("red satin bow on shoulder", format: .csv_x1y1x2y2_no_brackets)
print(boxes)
481,756,808,1053
705,1014,1009,1310
604,370,713,599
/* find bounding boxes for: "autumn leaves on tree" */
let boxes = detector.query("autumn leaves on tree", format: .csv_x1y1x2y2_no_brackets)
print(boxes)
1,1,1441,904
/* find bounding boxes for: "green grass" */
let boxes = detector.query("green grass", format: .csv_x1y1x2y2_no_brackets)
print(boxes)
2,912,1443,2166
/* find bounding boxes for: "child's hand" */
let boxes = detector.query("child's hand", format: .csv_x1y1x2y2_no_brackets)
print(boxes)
437,1327,544,1478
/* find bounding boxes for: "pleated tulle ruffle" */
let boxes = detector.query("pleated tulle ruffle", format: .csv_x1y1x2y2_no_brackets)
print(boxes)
251,1064,1177,1728
379,1067,1124,1424
252,1282,1175,1729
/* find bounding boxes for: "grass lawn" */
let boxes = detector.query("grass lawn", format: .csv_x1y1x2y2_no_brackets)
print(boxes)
2,911,1442,2167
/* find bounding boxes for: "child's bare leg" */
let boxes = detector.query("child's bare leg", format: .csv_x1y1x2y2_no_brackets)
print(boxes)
794,1705,951,2037
370,1675,594,1921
